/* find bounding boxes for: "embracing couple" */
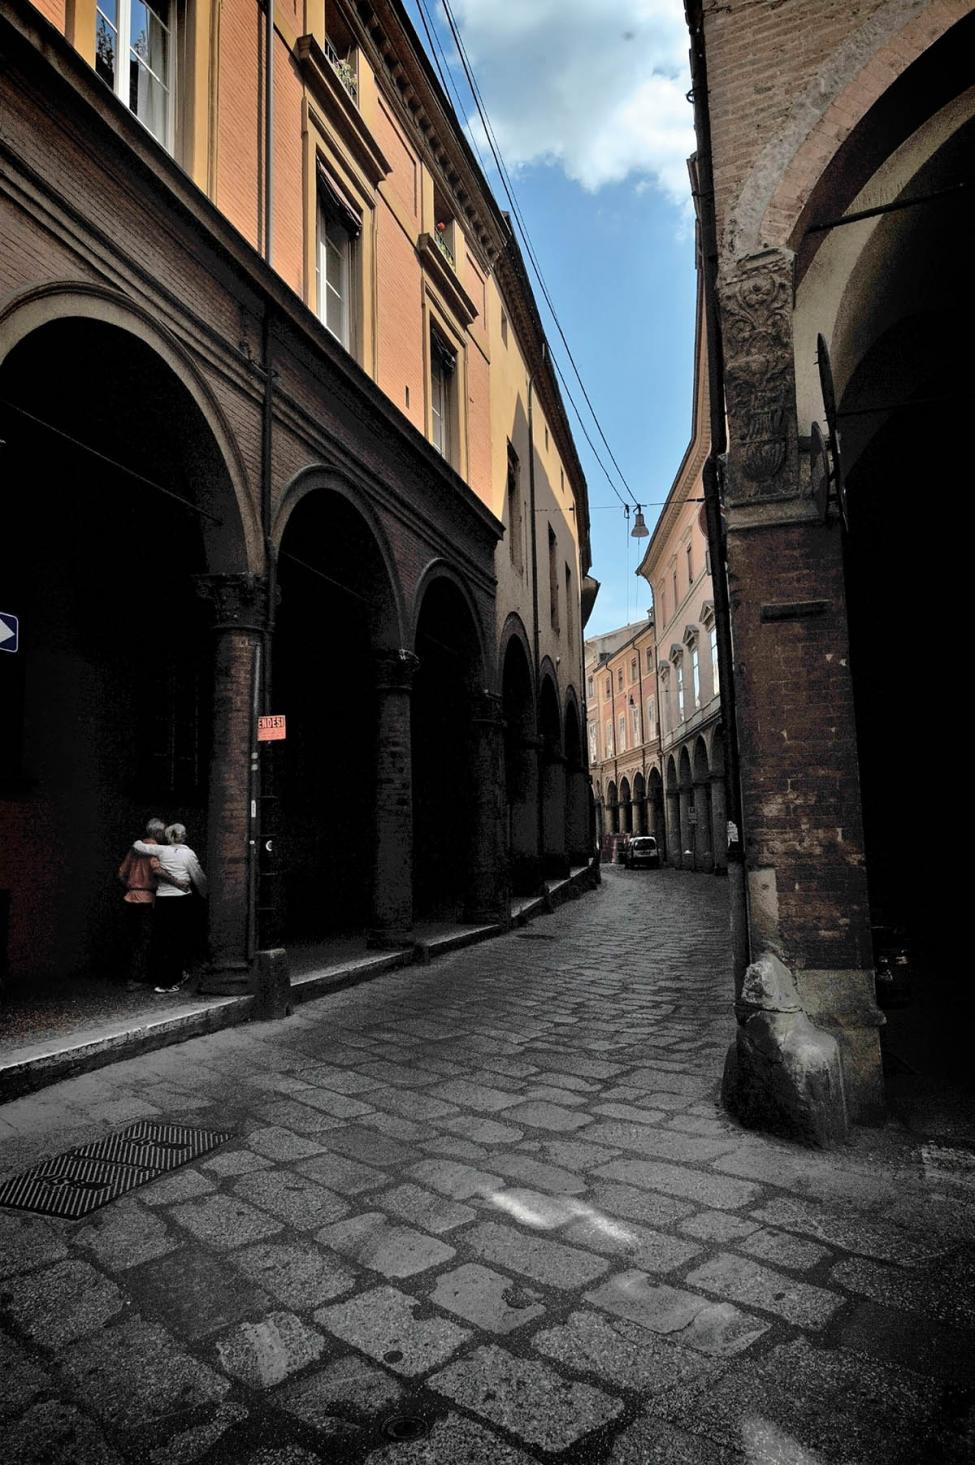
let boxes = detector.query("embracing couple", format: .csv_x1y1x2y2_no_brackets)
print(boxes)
118,818,208,994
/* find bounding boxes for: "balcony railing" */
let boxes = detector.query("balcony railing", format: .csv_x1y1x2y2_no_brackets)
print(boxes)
433,226,455,268
325,37,358,105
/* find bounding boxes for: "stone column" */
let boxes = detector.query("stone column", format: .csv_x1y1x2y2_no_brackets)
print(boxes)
194,573,268,994
678,781,694,870
566,766,591,865
369,649,418,947
508,731,543,893
711,773,728,874
541,743,569,879
465,690,508,924
694,779,713,872
718,246,883,1130
665,785,681,865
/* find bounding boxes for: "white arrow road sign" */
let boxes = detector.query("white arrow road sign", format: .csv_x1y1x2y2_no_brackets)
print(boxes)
0,612,20,652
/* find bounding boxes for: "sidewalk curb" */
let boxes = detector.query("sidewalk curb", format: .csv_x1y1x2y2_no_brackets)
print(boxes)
1,862,598,1103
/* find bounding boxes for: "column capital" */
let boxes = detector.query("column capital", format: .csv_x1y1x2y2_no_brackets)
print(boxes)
194,573,272,633
719,248,799,508
471,689,504,725
374,648,420,692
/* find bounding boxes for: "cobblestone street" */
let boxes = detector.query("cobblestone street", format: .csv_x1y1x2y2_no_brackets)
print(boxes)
1,867,973,1465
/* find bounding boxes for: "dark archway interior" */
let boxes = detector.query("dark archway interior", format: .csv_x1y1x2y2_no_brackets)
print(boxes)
0,320,218,991
272,492,394,941
412,578,479,920
840,125,973,1086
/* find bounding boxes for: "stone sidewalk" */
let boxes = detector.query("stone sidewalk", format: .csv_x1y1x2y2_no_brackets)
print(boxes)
1,868,973,1465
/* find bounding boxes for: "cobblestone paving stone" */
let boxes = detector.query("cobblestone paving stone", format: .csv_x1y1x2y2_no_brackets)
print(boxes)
1,867,974,1463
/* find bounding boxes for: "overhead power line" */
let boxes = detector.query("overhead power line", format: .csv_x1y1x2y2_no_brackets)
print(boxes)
435,0,635,515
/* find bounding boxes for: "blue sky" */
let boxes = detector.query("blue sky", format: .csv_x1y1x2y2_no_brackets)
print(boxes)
402,0,699,636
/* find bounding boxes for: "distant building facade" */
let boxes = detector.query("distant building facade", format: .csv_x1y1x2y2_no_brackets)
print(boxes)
585,619,662,847
637,287,726,874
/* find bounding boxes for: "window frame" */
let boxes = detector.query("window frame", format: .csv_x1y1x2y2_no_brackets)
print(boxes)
96,0,175,151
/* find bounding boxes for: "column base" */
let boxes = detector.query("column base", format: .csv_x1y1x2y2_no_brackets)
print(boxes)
510,855,545,895
367,927,415,950
198,962,252,997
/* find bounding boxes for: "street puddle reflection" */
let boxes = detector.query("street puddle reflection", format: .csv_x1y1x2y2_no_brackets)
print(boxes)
741,1414,824,1464
488,1189,637,1245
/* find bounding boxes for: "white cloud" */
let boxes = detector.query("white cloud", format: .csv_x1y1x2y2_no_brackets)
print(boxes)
449,0,695,203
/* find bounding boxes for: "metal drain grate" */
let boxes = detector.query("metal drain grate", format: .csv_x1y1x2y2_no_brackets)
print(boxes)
0,1154,156,1220
75,1121,229,1172
0,1122,231,1219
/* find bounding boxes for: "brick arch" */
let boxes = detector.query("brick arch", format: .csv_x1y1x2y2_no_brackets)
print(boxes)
727,0,968,260
0,280,259,571
273,466,407,651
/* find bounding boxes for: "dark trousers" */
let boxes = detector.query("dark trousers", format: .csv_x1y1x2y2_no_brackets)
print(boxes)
150,897,195,988
124,903,154,986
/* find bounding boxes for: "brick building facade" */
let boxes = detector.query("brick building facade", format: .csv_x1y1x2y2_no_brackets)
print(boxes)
685,0,973,1140
0,0,592,1006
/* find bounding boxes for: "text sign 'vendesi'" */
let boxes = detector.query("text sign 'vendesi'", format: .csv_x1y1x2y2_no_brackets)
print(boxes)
257,714,287,742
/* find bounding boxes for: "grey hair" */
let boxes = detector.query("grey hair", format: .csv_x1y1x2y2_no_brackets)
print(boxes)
165,823,187,845
145,818,166,836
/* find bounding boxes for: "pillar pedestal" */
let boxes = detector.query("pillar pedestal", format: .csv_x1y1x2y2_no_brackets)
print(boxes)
369,650,418,947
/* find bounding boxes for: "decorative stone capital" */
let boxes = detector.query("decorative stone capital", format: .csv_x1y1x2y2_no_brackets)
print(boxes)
720,248,800,506
373,648,420,692
471,689,504,725
194,573,272,633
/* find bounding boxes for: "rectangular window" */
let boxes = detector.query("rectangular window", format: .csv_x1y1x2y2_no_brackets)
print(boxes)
618,714,626,753
630,656,637,684
647,696,656,738
676,660,685,721
548,526,560,632
429,326,456,460
686,542,693,585
672,569,678,608
587,675,594,700
617,668,623,691
96,0,173,148
645,647,654,672
316,169,360,352
604,678,611,700
691,643,701,709
588,722,598,761
710,625,720,695
605,721,614,757
507,446,523,572
500,310,508,346
631,704,641,744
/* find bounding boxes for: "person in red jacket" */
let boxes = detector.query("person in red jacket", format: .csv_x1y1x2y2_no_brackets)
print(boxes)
117,817,184,991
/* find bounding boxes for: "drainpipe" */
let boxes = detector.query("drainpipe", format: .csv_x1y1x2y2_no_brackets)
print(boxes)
686,0,750,988
263,0,274,265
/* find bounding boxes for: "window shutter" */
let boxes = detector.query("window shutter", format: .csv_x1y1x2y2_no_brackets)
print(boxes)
316,162,361,238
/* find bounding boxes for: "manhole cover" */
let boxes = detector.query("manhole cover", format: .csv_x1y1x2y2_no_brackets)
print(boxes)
0,1153,156,1220
382,1416,430,1442
0,1123,232,1218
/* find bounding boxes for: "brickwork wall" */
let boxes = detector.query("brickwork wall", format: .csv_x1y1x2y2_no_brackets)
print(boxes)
270,40,306,298
215,0,262,252
726,522,870,970
702,0,970,255
374,204,424,434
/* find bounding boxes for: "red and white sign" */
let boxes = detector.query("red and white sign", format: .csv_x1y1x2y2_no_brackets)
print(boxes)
257,714,287,742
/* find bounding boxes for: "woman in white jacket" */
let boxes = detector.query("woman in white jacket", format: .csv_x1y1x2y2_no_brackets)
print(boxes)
132,823,207,992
